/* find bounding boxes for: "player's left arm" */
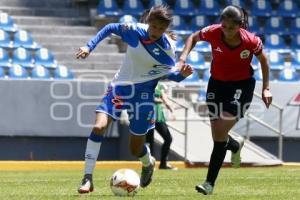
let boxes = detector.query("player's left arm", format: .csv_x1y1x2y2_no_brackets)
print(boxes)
256,51,273,108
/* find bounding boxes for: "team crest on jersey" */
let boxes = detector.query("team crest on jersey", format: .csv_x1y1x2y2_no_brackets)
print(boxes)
240,50,250,59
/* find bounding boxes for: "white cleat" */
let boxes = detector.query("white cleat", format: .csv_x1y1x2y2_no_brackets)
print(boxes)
231,135,244,168
195,181,214,195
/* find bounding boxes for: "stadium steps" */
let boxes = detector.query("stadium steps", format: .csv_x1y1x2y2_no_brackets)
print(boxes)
0,0,122,77
161,99,283,166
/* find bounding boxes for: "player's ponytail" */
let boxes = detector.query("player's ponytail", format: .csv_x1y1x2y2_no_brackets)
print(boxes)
221,5,249,29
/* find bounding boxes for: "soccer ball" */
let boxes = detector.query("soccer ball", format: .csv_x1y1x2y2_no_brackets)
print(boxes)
110,168,140,196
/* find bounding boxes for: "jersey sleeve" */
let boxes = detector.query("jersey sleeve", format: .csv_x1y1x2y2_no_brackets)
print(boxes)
251,36,263,56
86,23,139,52
198,25,214,42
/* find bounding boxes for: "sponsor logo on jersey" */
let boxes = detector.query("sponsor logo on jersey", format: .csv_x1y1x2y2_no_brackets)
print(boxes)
214,46,223,53
240,50,250,59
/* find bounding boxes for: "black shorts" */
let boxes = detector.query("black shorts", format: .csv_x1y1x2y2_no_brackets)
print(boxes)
206,77,256,120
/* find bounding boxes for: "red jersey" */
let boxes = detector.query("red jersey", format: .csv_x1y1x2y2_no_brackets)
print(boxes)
199,24,263,81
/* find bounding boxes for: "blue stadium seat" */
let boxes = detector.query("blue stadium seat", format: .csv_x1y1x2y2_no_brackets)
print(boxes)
0,66,4,78
289,17,300,34
13,30,40,50
194,41,211,53
175,35,184,52
31,65,51,79
118,15,137,23
202,68,211,82
0,12,17,32
54,65,74,79
248,16,261,35
253,68,275,81
186,50,206,70
291,50,300,71
225,0,245,7
181,70,200,84
148,0,168,7
172,15,191,35
12,47,34,68
0,47,12,68
290,34,300,49
190,15,210,32
264,34,290,53
97,0,121,17
251,56,260,71
34,48,56,68
278,67,300,82
250,0,272,17
277,0,298,18
173,0,195,16
0,29,12,48
198,0,220,16
197,88,207,102
267,50,285,70
264,17,287,35
8,64,28,79
122,0,144,16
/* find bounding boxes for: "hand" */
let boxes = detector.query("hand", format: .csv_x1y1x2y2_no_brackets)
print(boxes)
262,89,272,108
179,64,193,77
75,46,90,59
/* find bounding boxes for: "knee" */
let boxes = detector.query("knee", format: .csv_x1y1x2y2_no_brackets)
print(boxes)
92,124,107,135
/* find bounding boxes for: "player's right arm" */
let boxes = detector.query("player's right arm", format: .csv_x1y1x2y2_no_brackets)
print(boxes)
75,23,139,59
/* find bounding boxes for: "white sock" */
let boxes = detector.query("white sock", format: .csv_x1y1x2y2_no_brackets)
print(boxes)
139,145,153,167
84,139,102,175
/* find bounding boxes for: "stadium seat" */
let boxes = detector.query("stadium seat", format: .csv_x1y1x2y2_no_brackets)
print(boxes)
173,0,195,16
277,0,298,18
122,0,144,16
31,65,51,79
202,68,211,82
118,15,137,23
181,70,200,84
225,0,245,8
264,17,287,35
197,88,207,102
148,0,168,7
8,64,28,79
34,48,56,68
291,50,300,71
194,41,211,53
0,47,11,68
0,12,17,32
54,65,74,79
12,47,34,68
186,50,206,70
175,35,184,52
253,68,275,81
289,17,300,34
250,0,272,17
290,34,300,49
0,66,4,78
97,0,121,17
278,67,300,82
267,50,285,70
198,0,221,16
13,30,40,50
247,16,261,35
190,15,210,32
172,15,191,35
0,29,13,48
264,34,290,53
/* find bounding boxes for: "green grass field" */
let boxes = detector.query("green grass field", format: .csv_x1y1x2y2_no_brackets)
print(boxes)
0,166,300,200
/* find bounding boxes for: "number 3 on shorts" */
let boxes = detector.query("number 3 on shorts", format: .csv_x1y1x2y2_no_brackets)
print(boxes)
233,89,242,100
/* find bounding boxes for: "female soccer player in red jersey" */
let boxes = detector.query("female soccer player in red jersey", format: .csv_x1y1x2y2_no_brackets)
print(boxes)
178,5,273,195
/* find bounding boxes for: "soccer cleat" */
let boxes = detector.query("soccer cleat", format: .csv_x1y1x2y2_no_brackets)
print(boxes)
140,157,155,188
231,135,244,168
78,174,94,194
195,181,213,195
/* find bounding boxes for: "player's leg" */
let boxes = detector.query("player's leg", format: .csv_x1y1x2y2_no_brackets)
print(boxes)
78,112,113,194
145,128,155,155
155,122,175,170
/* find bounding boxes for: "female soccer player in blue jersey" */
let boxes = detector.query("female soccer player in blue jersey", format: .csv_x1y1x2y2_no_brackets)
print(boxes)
75,5,193,194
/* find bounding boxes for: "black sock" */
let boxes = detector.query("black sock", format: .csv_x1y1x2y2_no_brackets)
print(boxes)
225,136,240,153
206,141,227,186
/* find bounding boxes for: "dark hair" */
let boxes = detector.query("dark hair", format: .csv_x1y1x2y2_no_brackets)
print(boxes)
220,5,249,29
139,5,173,26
